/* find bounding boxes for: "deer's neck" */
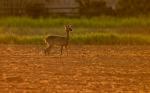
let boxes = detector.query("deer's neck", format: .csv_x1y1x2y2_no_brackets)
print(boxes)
66,31,69,45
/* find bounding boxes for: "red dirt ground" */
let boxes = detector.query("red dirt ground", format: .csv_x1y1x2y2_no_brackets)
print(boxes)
0,45,150,93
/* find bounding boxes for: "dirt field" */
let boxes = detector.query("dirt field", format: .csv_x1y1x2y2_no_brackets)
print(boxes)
0,45,150,93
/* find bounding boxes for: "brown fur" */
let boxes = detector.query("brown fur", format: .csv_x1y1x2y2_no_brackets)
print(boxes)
44,25,72,55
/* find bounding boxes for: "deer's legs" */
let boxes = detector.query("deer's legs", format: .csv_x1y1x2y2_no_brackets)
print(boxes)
65,46,68,56
60,46,63,55
44,47,48,55
44,45,52,55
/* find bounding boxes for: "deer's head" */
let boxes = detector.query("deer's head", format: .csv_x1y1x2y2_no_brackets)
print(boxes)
65,25,72,32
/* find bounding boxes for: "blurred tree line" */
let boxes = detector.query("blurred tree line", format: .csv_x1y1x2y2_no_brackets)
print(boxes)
76,0,150,16
76,0,115,16
116,0,150,16
0,0,49,17
0,0,150,17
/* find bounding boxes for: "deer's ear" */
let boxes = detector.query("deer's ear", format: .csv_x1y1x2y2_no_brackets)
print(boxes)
64,25,68,28
64,25,68,31
69,24,72,27
64,25,67,29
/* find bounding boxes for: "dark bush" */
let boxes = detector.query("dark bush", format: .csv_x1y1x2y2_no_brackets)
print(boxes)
25,1,49,18
116,0,150,16
0,0,27,16
76,0,115,16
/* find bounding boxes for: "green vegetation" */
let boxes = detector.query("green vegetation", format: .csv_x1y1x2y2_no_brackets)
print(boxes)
0,17,150,28
71,33,150,45
0,35,43,44
0,17,150,45
0,29,150,45
0,32,150,45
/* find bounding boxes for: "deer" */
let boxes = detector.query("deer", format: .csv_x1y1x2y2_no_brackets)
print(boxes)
44,25,72,55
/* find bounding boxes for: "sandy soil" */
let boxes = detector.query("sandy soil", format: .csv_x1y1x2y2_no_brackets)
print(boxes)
0,45,150,93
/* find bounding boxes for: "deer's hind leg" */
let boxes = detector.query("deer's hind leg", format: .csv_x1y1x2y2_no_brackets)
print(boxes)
44,45,52,55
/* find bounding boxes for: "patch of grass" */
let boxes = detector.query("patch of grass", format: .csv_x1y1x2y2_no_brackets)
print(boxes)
0,34,43,44
0,17,150,45
0,33,150,45
0,17,150,28
71,33,150,45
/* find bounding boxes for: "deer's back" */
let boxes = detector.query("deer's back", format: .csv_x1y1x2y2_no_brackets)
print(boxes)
45,35,66,45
